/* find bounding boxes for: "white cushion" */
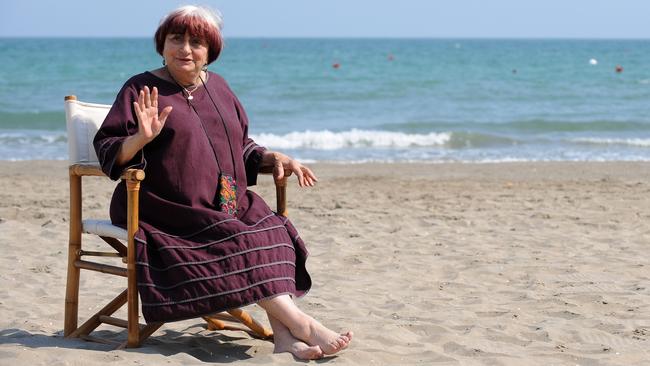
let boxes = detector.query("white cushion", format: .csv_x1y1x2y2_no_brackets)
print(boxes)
65,99,111,164
82,219,128,241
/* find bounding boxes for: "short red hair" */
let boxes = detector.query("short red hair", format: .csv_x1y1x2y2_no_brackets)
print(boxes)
154,5,224,65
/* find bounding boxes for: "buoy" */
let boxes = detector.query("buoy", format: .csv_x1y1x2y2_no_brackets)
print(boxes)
332,63,340,69
615,65,623,73
589,58,598,65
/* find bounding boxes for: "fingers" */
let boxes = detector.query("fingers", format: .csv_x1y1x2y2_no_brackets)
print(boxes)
143,86,152,108
293,162,306,187
137,86,155,110
273,153,316,188
293,163,317,187
151,86,159,108
302,166,318,187
273,159,285,184
133,101,143,124
134,86,171,140
137,89,145,112
159,106,173,124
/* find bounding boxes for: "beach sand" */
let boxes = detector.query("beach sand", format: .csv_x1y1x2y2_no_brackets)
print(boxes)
0,161,649,365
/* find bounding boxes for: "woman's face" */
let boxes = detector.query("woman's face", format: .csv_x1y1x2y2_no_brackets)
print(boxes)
163,32,209,78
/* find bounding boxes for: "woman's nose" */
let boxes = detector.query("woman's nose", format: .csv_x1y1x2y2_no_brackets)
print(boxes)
179,40,191,53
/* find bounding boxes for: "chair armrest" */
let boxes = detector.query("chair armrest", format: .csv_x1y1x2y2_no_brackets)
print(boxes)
69,164,144,182
70,164,105,177
120,169,145,182
275,177,288,217
260,172,288,217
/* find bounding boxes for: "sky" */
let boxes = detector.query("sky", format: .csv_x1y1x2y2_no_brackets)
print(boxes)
2,0,650,39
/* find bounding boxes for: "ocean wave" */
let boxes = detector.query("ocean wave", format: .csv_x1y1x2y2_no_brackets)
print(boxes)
0,130,68,160
571,137,650,147
251,129,452,149
1,128,649,162
0,130,67,144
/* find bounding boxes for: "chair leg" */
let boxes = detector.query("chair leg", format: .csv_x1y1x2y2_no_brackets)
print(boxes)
64,248,81,336
64,173,82,336
116,322,164,350
203,316,228,331
227,308,274,339
69,290,128,338
126,178,141,348
204,309,273,339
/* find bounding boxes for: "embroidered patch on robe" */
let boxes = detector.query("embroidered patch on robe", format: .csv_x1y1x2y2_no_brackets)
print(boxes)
218,174,237,215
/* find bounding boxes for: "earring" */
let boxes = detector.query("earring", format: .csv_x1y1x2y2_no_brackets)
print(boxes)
202,64,208,72
162,59,166,66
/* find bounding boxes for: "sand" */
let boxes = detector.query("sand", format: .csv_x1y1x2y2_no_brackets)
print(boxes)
0,160,649,365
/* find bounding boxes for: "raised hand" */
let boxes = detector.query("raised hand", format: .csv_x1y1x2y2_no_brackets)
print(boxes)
115,86,173,166
133,86,172,142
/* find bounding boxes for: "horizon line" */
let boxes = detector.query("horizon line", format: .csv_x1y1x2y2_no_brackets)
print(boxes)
2,35,650,41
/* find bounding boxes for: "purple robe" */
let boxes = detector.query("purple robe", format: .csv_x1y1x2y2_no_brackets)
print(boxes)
93,72,311,323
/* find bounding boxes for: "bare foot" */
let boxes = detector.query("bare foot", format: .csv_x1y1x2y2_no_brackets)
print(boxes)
274,334,323,360
258,295,352,356
268,312,323,360
294,316,353,355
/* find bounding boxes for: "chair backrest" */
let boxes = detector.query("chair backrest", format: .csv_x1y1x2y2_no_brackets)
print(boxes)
64,95,111,164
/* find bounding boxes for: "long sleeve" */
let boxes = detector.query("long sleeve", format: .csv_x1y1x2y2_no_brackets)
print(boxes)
93,80,146,180
234,95,266,186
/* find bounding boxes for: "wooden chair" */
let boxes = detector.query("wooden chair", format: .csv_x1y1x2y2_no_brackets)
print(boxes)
63,95,286,349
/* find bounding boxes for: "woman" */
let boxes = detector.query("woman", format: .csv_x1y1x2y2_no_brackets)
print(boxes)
94,5,351,359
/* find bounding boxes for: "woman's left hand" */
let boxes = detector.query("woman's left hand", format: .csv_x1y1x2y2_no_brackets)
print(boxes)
265,151,317,187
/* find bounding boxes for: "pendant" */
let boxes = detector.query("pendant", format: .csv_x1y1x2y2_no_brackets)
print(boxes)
187,95,193,101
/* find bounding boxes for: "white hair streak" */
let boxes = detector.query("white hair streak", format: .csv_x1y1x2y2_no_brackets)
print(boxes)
164,4,224,30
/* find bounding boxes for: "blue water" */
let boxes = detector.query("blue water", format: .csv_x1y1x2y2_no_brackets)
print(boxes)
1,38,650,162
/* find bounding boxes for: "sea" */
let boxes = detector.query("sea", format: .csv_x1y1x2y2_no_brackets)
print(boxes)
1,38,649,163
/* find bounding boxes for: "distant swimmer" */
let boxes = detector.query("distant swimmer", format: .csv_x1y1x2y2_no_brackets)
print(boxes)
332,63,340,69
589,58,598,65
387,54,394,61
512,69,517,74
616,65,624,73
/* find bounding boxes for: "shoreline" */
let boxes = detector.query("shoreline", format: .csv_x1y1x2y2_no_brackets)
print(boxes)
1,160,649,365
1,159,648,181
3,158,650,170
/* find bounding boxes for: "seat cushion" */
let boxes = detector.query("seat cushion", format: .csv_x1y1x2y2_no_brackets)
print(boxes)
82,219,128,240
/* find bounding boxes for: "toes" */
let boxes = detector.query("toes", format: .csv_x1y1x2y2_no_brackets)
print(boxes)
328,336,348,352
337,334,350,346
297,345,323,360
308,346,324,359
337,337,347,348
330,340,342,350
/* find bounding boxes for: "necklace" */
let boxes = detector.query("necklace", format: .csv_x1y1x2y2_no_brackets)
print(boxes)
182,84,200,100
166,67,208,101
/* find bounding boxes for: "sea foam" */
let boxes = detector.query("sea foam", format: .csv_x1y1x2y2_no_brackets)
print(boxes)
571,137,650,147
251,129,451,150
